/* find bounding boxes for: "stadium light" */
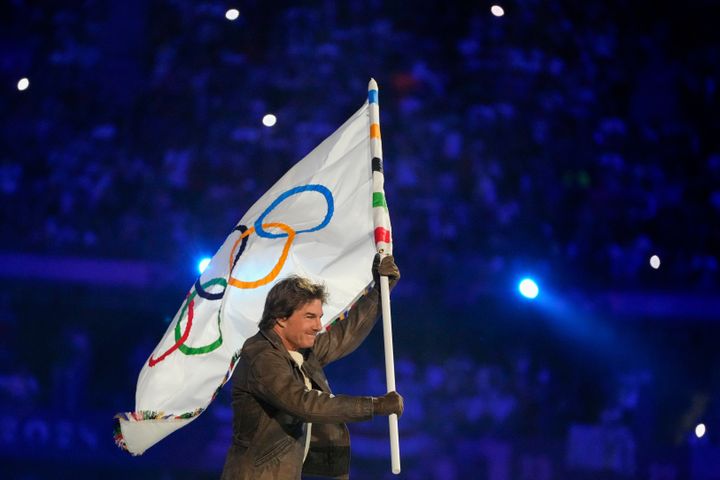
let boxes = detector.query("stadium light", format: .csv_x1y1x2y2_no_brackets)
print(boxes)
198,257,212,274
491,5,505,17
262,114,277,127
649,255,661,269
518,278,539,299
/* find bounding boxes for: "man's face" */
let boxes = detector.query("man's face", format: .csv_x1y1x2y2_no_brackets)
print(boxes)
275,299,323,351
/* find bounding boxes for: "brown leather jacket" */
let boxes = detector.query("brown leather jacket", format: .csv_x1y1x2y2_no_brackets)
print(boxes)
221,287,383,479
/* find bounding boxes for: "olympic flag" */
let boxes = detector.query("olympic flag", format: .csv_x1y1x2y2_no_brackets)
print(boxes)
114,81,393,455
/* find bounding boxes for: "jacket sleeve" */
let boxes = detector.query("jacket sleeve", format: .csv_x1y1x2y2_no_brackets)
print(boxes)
248,349,374,424
311,286,382,367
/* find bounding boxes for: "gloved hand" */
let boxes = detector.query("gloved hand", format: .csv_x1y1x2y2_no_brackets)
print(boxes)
372,391,404,417
372,254,401,289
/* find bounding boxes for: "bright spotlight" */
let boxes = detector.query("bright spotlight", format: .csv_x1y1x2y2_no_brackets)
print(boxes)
198,257,212,274
695,423,706,438
17,78,30,91
225,8,240,21
649,255,661,269
262,114,277,127
518,278,539,299
491,5,505,17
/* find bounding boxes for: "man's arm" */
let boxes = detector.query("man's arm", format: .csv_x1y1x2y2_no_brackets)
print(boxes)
312,255,400,366
249,349,374,424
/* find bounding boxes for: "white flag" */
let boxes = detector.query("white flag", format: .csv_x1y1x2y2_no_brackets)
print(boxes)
114,95,388,455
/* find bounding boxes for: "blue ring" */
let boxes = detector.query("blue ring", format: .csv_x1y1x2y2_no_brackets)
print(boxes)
254,185,334,239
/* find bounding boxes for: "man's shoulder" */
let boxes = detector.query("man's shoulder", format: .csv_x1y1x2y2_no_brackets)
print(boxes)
241,330,286,365
241,331,270,355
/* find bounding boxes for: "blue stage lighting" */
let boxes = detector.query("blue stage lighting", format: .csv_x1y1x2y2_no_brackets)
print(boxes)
518,278,539,299
198,257,212,274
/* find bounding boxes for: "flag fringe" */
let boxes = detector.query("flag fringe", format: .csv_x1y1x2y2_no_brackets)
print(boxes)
113,349,242,452
113,418,127,451
326,283,373,329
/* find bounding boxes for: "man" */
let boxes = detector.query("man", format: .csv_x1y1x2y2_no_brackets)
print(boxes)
221,255,403,479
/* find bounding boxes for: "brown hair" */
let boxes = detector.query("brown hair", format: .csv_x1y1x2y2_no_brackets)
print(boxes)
258,275,328,330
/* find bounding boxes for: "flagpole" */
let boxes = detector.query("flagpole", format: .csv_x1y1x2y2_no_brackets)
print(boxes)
368,78,401,475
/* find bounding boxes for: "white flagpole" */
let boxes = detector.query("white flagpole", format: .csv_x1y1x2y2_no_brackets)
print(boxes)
380,275,400,474
368,78,401,474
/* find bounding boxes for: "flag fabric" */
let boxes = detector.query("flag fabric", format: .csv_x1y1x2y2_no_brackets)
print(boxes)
114,84,391,455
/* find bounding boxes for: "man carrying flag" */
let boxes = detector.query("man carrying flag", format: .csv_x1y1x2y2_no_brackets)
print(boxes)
116,80,403,474
221,255,403,479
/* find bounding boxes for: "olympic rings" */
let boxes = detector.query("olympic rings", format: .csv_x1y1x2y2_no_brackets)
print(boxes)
195,225,247,300
194,276,225,300
149,185,335,367
148,296,195,367
148,278,227,367
228,222,296,289
176,277,227,355
231,224,249,270
254,185,334,239
228,225,253,273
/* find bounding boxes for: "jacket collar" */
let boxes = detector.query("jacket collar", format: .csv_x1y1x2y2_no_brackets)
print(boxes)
259,328,310,360
259,328,326,390
259,327,284,350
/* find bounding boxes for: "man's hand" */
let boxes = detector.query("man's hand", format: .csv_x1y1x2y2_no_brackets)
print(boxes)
372,391,404,417
372,254,400,288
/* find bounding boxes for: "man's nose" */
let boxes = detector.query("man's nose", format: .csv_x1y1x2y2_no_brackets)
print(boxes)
313,317,322,331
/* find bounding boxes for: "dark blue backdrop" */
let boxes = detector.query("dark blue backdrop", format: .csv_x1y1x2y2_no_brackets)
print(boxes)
1,1,719,478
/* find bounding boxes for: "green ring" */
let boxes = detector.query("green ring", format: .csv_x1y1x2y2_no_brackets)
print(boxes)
174,277,227,355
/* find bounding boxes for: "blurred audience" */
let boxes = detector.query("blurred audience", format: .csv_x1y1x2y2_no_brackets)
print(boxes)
1,0,717,293
0,0,717,477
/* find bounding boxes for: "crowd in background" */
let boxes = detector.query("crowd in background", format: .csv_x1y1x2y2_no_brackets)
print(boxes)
1,0,719,478
2,288,718,478
0,317,680,478
2,0,718,291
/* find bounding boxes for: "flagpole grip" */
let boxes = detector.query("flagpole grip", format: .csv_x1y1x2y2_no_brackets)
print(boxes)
380,275,401,474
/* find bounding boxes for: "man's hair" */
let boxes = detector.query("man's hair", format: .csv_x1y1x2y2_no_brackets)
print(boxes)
258,275,328,330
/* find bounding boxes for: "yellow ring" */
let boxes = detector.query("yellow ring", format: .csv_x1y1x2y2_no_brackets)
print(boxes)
228,222,296,289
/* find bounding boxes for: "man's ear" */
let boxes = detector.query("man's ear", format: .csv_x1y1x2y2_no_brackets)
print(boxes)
275,317,287,328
